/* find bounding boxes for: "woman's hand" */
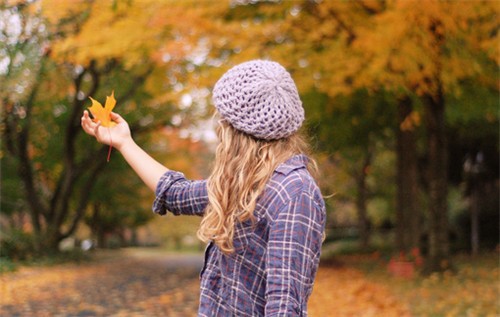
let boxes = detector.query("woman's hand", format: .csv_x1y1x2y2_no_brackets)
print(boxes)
81,111,132,152
81,110,168,191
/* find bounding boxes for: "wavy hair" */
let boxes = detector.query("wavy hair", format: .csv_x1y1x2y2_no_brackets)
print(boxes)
197,119,317,254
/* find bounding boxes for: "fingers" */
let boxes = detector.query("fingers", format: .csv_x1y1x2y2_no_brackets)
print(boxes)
81,110,99,137
110,112,119,121
82,111,127,145
110,112,124,124
81,111,93,134
93,121,101,138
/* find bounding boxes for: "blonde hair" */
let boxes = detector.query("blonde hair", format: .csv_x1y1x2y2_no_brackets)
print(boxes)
197,119,317,254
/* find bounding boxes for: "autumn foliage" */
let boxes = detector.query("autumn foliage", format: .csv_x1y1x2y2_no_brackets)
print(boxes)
1,0,497,290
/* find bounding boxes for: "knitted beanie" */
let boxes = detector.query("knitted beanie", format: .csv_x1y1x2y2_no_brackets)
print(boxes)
212,60,304,140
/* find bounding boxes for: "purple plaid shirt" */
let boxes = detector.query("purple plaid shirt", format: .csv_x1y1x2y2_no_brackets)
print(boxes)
153,154,326,316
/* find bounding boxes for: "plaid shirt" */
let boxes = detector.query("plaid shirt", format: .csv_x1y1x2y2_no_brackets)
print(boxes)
153,154,326,316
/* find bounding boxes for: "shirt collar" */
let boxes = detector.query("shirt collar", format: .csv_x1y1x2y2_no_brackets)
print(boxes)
275,154,309,176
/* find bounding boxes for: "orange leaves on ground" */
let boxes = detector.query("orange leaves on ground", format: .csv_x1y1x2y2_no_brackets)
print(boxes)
88,91,117,127
309,266,412,317
2,251,497,316
319,253,500,317
402,263,500,317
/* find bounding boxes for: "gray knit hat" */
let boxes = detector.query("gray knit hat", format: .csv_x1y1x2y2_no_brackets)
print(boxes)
212,60,304,140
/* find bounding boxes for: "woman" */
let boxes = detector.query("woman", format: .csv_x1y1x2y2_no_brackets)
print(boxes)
81,60,326,316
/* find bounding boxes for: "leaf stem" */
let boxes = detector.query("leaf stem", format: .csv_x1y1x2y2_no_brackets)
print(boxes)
107,128,113,162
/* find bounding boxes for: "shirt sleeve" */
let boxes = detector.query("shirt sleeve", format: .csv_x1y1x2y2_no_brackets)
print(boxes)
265,184,325,316
152,170,208,217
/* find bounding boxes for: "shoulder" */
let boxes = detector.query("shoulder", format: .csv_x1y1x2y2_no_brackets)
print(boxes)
272,155,320,198
263,155,325,220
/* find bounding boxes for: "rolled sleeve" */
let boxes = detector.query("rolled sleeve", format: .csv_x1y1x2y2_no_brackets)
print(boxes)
265,186,325,316
152,170,208,216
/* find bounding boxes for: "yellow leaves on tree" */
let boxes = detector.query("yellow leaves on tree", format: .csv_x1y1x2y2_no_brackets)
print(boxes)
37,0,87,24
39,0,222,69
346,0,498,97
88,91,116,127
236,0,498,99
400,111,421,132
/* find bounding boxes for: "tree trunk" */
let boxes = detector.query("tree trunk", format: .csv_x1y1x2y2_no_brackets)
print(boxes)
41,228,62,254
470,183,480,256
96,229,107,249
395,95,421,252
423,92,450,272
90,203,106,248
464,154,482,256
357,150,372,250
130,228,139,247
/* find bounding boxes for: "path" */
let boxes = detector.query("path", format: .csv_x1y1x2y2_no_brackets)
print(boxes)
0,249,203,317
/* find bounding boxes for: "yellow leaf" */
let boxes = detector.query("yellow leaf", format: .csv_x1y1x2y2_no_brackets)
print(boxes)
88,91,117,127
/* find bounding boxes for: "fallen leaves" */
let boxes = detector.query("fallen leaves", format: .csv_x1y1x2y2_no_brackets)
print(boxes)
0,251,201,317
402,263,500,317
1,250,497,317
309,266,412,317
318,253,500,317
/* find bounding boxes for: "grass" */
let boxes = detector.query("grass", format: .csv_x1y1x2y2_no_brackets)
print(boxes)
0,249,94,275
0,258,17,274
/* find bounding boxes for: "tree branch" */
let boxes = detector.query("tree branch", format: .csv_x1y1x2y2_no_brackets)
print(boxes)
354,0,385,15
61,153,108,240
116,65,154,104
50,61,102,222
16,57,50,232
2,100,18,156
327,7,357,45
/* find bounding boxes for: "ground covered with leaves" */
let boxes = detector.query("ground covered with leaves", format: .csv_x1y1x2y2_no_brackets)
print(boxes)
0,250,202,317
0,249,498,316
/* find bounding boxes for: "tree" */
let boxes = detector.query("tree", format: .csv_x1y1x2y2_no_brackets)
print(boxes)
304,89,396,249
212,0,498,271
447,80,498,254
347,0,498,271
84,154,154,248
1,1,216,254
395,95,422,252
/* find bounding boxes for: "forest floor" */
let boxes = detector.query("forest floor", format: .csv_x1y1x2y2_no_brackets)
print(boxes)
0,248,498,317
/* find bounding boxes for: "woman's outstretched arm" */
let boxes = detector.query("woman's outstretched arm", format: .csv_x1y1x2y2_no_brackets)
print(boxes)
81,110,168,192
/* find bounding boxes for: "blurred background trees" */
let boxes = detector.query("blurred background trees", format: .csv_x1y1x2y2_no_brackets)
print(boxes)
1,0,498,273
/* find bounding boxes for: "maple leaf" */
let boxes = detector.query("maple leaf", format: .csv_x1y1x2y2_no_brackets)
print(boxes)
88,91,117,127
